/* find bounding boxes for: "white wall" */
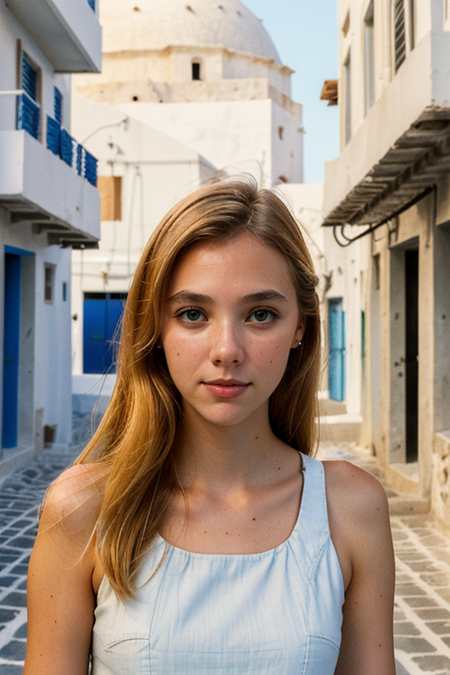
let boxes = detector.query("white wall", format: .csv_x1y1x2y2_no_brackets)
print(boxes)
0,218,72,447
0,2,101,453
70,93,217,374
277,182,369,415
116,99,303,188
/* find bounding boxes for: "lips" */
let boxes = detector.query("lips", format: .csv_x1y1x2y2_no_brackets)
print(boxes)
202,379,251,399
204,379,249,386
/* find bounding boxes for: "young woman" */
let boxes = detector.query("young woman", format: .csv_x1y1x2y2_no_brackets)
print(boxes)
24,179,395,675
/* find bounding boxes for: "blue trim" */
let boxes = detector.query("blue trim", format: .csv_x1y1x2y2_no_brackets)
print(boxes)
46,116,61,155
84,150,98,187
76,144,84,176
17,92,40,140
328,298,346,402
22,52,37,101
60,129,73,167
54,87,63,124
2,254,21,448
5,246,34,257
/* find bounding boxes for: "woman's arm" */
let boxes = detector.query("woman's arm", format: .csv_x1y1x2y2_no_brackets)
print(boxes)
325,461,396,675
24,464,106,675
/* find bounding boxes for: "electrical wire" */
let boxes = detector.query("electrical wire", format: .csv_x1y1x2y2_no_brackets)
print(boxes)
331,186,435,247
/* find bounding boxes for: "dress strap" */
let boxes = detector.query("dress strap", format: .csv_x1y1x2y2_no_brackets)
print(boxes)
295,453,331,561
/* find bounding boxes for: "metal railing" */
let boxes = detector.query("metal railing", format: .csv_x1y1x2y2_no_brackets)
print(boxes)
48,119,98,187
0,90,97,188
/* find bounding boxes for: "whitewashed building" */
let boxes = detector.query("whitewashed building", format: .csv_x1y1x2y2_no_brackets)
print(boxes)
74,0,304,188
0,0,101,468
70,92,216,377
70,0,308,382
323,0,450,528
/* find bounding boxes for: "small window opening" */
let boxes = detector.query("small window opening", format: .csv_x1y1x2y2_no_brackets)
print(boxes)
192,62,201,80
278,126,284,140
364,0,375,113
393,0,406,72
132,95,139,101
344,51,352,144
44,264,55,303
62,282,67,302
342,11,350,36
409,0,415,50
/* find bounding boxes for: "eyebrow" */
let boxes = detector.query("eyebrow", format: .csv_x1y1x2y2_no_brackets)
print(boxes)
167,290,288,305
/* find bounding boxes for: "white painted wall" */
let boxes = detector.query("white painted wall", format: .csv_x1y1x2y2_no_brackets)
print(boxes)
277,182,369,415
70,93,217,374
0,216,72,447
0,1,102,455
116,99,303,188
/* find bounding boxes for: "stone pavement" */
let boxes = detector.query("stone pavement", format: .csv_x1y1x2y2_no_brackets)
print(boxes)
0,439,448,674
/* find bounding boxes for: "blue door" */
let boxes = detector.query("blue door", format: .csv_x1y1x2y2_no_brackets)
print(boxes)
2,254,22,448
328,298,346,402
83,293,127,374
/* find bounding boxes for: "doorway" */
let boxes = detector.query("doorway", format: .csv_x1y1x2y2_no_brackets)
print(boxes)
83,292,127,374
2,246,34,450
405,249,419,462
328,298,346,402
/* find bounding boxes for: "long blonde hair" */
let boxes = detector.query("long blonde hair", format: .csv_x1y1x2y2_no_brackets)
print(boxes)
76,178,321,598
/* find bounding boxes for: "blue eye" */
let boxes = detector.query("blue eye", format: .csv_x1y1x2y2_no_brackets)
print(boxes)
248,308,278,323
178,308,206,323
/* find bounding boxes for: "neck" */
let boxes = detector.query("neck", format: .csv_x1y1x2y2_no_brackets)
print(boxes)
174,404,292,492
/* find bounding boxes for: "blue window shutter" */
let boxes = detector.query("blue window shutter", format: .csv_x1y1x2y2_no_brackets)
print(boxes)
46,116,61,154
60,129,74,167
22,52,38,101
54,87,63,124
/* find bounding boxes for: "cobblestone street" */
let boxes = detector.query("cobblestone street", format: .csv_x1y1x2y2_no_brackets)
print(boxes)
0,436,448,674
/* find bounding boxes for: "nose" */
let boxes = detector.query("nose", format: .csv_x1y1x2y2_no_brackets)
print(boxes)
209,322,244,367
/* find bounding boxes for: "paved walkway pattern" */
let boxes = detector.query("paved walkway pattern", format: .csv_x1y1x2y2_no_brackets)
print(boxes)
0,441,448,674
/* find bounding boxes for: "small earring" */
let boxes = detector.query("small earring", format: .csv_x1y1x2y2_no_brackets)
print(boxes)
156,344,163,350
295,340,302,348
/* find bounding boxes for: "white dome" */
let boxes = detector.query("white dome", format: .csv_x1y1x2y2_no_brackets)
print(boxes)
100,0,282,64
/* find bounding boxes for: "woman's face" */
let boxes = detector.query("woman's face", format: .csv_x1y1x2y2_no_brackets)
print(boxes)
161,232,305,428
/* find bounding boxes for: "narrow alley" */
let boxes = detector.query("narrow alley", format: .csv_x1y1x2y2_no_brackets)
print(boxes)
0,438,448,675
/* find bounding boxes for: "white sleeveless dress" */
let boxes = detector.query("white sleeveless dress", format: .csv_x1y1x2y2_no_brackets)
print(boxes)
91,453,345,674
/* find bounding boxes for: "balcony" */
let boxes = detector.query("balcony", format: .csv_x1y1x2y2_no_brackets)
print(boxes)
6,0,101,73
0,130,100,248
322,32,450,228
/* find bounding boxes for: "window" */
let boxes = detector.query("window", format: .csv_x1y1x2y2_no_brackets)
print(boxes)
54,87,63,125
62,282,67,302
393,0,406,72
98,176,122,221
278,126,284,140
192,62,201,80
409,0,415,50
18,51,40,140
44,264,55,303
364,0,375,113
344,51,352,145
342,11,350,36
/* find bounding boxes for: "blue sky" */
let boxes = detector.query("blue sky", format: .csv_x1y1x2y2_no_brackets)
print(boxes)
242,0,340,184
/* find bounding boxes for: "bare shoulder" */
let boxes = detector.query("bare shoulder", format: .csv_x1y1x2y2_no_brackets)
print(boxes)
322,459,389,523
39,463,109,548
